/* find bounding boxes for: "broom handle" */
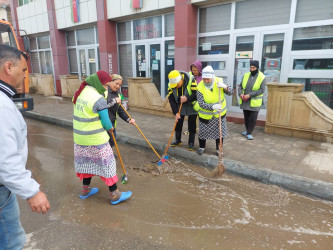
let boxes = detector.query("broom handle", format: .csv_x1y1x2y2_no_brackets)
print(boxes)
163,102,183,156
119,104,161,159
219,87,223,156
109,129,126,175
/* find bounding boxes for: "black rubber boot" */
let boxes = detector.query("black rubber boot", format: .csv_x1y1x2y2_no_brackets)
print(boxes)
171,131,182,147
188,134,195,151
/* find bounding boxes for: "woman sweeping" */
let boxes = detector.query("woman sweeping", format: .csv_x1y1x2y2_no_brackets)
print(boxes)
72,70,132,205
105,74,136,149
196,66,233,155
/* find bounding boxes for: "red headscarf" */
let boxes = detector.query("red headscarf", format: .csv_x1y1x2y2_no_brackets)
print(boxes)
72,71,111,104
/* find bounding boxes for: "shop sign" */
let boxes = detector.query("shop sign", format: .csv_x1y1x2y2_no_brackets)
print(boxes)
133,17,162,40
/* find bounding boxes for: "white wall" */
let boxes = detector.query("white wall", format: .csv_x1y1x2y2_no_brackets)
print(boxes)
17,0,49,35
55,0,97,30
107,0,174,19
0,7,8,21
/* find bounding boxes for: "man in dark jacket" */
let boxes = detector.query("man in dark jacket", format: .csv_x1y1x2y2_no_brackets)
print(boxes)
167,70,198,150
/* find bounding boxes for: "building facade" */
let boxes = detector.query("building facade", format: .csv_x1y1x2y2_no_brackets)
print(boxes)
10,0,333,114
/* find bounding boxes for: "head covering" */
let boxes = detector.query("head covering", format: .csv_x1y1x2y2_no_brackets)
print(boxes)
72,71,111,104
202,65,214,79
168,70,182,88
111,74,123,81
250,60,259,69
190,60,203,83
202,66,215,89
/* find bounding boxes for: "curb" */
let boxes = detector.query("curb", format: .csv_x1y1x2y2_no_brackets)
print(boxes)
24,111,333,201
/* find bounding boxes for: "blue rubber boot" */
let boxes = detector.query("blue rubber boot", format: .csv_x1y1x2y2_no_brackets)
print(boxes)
79,187,99,199
111,191,132,205
247,134,254,140
241,131,247,136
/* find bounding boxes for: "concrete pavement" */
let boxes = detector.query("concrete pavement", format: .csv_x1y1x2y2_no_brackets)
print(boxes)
24,94,333,201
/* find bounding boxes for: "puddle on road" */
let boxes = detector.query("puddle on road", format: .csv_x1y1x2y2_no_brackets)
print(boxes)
25,121,333,249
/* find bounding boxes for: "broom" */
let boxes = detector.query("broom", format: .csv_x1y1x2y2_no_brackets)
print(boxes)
162,102,183,160
119,103,168,165
109,129,128,184
213,86,225,176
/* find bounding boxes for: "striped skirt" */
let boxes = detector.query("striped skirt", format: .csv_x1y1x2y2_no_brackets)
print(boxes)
74,142,118,186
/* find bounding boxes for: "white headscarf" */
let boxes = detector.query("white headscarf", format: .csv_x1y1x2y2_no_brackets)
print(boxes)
202,66,215,89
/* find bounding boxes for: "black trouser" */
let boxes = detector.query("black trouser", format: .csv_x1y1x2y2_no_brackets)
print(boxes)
199,138,223,149
243,110,259,135
83,177,117,192
175,114,197,134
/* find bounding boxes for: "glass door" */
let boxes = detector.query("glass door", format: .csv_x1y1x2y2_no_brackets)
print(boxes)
232,35,255,107
78,47,98,77
135,44,146,77
135,43,162,94
149,43,161,94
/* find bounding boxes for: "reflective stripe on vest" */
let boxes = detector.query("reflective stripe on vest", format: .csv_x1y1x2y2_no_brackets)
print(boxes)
239,71,265,107
73,86,109,146
197,77,227,120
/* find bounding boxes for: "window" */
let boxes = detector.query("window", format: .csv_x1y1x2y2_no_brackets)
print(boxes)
66,27,99,76
288,78,333,108
133,16,162,40
19,0,33,6
261,33,284,83
199,4,231,33
165,14,174,37
198,35,230,55
76,28,95,45
118,44,133,87
293,58,333,70
117,21,131,42
202,61,226,71
295,0,333,23
29,35,53,74
235,0,290,29
292,25,333,50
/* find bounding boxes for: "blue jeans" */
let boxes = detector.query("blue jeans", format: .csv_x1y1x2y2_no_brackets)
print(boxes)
0,186,26,249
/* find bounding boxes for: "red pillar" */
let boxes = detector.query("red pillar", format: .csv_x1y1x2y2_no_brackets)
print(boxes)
174,0,198,71
96,0,119,74
46,0,69,96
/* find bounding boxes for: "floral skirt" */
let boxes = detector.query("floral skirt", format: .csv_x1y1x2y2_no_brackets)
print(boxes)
74,142,118,186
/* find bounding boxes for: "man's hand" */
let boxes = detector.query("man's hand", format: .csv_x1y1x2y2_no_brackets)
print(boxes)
27,191,50,214
180,96,187,103
175,113,181,120
108,127,114,133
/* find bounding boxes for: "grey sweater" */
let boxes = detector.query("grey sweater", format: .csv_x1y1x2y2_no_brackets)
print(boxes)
238,71,266,111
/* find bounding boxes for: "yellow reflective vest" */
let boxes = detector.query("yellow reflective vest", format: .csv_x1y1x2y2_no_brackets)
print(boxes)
239,71,265,107
197,77,227,120
73,86,109,146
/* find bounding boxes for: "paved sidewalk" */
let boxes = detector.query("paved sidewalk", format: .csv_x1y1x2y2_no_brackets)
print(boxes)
24,94,333,201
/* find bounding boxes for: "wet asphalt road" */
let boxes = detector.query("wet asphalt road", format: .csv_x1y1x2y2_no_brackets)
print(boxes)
20,118,333,249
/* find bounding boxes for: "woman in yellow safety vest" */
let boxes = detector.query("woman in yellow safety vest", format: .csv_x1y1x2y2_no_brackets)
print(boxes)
196,66,233,155
238,60,266,140
72,71,132,205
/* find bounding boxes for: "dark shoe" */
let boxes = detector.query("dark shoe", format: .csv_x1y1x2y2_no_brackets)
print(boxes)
171,141,182,147
171,131,182,147
188,133,195,151
197,148,205,155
